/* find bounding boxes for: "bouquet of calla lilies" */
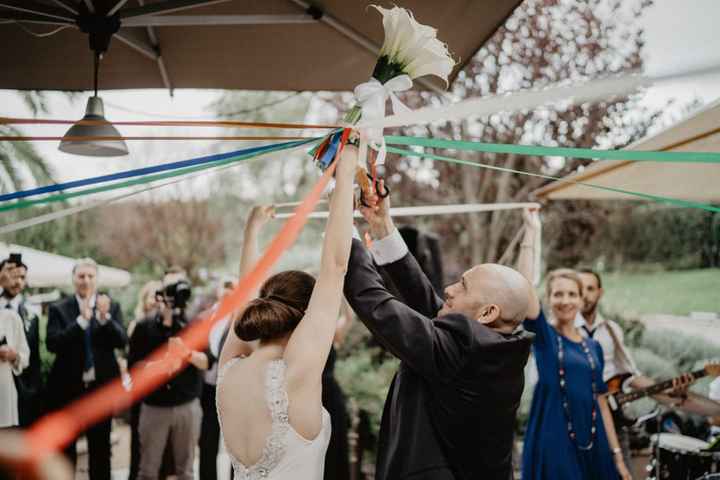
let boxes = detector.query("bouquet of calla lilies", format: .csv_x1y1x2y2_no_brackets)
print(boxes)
313,5,454,203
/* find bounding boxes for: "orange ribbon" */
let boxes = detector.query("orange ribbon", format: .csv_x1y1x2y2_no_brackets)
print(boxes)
23,129,351,466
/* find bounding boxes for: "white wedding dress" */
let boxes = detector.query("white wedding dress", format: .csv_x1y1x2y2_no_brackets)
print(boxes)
217,358,331,480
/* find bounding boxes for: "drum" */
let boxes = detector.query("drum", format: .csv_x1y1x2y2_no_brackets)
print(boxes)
646,434,720,480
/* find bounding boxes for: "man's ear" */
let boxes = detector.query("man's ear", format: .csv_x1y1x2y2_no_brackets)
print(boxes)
597,287,604,301
476,304,500,325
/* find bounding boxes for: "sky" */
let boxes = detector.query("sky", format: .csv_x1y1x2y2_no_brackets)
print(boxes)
1,0,720,191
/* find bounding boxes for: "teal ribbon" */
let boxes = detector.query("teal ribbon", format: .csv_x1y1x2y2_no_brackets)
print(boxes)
385,146,720,213
1,139,319,213
384,136,720,164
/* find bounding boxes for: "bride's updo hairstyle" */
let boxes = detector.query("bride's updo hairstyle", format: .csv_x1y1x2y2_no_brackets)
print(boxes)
235,270,316,342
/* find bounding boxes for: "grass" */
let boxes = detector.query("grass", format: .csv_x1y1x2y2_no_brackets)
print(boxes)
600,268,720,316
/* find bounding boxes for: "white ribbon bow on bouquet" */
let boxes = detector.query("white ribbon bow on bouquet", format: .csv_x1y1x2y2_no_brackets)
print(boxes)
353,74,413,166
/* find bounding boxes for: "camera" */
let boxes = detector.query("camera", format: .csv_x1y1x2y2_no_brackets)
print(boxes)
157,280,192,310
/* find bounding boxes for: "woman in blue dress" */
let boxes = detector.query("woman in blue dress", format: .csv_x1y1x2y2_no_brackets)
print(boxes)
521,268,630,480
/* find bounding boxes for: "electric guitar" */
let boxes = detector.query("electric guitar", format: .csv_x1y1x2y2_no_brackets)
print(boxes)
606,363,720,426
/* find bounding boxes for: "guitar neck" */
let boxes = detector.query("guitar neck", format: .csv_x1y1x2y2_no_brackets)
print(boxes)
615,369,706,405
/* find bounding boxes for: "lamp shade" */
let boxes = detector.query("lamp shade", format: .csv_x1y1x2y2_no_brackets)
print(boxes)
58,96,129,157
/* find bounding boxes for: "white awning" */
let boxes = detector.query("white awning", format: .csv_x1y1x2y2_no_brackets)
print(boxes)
0,243,131,288
532,99,720,202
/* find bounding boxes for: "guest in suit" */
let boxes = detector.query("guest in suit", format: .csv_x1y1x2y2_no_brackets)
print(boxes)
0,258,42,427
344,183,537,480
46,258,127,480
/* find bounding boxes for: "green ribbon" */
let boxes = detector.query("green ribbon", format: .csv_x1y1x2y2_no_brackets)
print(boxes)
385,136,720,164
385,146,720,213
0,139,318,213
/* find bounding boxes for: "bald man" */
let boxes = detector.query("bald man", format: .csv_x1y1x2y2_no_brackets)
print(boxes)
343,187,538,480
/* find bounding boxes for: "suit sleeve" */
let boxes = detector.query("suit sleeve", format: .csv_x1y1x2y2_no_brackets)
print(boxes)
27,315,42,393
46,302,83,354
344,239,472,382
94,301,127,350
127,321,149,368
379,253,444,319
8,311,29,375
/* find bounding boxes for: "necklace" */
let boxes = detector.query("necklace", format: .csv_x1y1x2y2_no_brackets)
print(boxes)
556,333,598,451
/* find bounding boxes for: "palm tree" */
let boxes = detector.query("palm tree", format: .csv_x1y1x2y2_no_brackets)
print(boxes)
0,91,55,193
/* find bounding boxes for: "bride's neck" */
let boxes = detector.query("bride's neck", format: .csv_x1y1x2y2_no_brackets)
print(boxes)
255,337,289,359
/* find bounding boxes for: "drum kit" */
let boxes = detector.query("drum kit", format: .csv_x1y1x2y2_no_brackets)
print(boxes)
647,433,720,480
609,372,720,480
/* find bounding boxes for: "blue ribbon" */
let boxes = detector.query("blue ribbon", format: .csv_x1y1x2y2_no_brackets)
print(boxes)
0,139,316,202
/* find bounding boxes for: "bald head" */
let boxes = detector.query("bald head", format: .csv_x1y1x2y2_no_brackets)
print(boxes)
440,263,534,331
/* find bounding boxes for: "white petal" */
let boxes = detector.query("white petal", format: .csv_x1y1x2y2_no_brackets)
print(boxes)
388,8,417,61
371,5,398,55
405,57,455,84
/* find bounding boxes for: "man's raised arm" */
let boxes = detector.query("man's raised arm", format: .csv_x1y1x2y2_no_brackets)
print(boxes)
359,181,443,318
344,238,472,382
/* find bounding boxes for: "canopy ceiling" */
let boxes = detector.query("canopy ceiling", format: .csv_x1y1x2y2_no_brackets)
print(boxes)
0,0,522,92
532,99,720,203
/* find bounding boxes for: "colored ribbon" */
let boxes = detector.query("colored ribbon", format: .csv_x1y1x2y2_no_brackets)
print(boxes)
24,129,351,461
0,139,317,203
385,146,720,213
1,135,313,142
0,117,340,130
359,66,720,130
384,135,720,164
0,140,318,213
0,149,300,234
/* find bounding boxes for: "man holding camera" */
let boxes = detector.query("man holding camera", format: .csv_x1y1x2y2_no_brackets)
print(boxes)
46,258,127,480
128,268,210,480
0,255,42,427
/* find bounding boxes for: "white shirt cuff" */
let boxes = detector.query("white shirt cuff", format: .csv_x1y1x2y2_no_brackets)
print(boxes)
76,315,90,330
352,225,362,241
370,228,409,266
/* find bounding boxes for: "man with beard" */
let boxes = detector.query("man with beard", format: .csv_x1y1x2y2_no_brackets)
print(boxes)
575,268,700,465
0,258,42,427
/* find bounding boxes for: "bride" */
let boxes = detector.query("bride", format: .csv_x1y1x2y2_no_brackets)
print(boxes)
216,144,357,479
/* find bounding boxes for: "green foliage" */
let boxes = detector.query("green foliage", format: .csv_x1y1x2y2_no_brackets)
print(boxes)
629,347,680,379
0,125,55,194
4,204,110,263
603,206,720,270
636,328,719,373
38,314,54,383
335,343,399,438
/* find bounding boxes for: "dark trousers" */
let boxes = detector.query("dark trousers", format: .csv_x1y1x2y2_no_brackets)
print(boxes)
63,416,112,480
199,383,220,480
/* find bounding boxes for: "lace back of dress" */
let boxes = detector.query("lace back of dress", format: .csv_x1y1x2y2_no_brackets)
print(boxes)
218,359,290,480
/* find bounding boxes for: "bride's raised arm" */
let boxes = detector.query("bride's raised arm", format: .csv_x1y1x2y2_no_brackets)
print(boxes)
219,205,275,367
283,144,357,379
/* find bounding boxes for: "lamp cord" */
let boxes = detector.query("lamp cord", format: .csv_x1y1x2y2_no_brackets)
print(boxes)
93,52,100,97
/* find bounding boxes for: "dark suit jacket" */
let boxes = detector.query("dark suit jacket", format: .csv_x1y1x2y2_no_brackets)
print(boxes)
46,295,127,409
14,301,43,426
344,239,533,480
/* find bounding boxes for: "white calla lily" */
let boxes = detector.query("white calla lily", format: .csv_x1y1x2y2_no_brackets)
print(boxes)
371,5,455,85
